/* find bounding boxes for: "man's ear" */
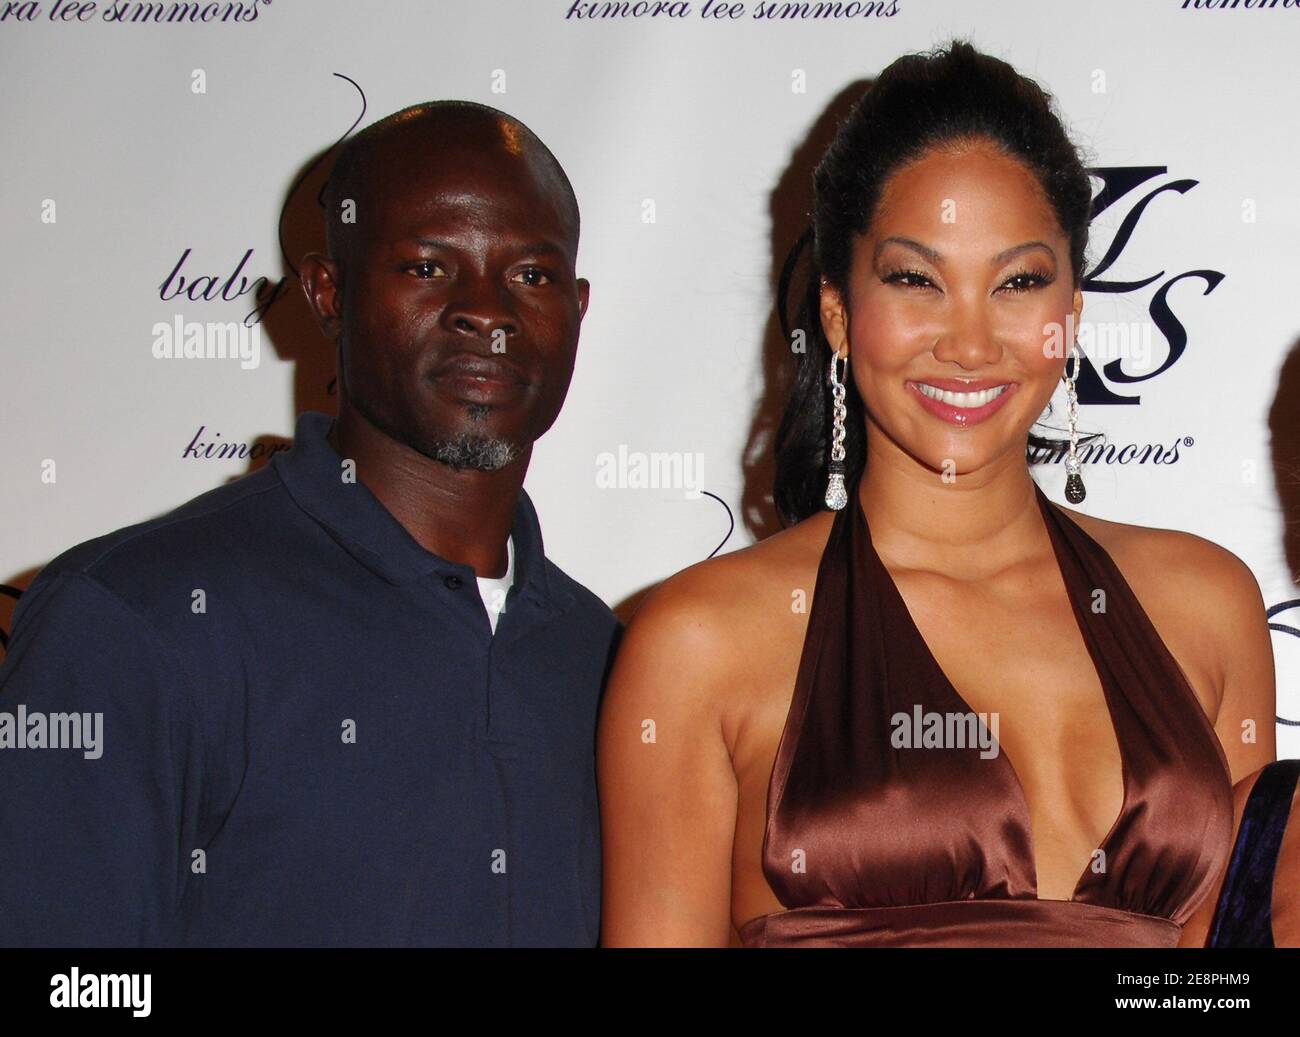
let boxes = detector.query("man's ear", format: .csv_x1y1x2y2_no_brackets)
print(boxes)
819,280,850,359
300,252,343,337
576,276,591,321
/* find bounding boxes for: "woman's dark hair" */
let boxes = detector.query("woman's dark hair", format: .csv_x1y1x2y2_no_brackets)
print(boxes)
773,39,1096,527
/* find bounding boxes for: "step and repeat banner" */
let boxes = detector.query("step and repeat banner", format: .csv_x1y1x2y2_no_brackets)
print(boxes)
1,0,1297,751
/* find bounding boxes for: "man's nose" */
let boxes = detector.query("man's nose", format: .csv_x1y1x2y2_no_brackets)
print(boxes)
442,278,518,340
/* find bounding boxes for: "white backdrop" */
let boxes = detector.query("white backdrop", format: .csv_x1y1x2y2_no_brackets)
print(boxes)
1,0,1297,753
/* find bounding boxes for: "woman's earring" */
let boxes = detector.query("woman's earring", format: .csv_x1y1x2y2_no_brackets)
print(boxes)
1063,340,1086,504
825,351,849,510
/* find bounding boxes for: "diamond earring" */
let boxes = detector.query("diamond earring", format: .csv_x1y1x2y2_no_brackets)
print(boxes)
825,351,849,510
1063,340,1086,504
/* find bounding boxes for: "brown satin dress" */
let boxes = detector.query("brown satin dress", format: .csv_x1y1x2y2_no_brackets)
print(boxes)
740,478,1233,947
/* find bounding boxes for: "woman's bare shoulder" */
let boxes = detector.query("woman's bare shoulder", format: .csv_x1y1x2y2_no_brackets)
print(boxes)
1064,501,1234,560
1056,501,1269,717
630,512,833,619
614,512,835,684
1059,502,1264,615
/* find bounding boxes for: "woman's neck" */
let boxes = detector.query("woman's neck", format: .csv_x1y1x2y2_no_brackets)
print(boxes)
857,432,1049,579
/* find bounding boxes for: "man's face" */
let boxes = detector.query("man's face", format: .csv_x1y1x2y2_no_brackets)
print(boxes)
324,135,588,470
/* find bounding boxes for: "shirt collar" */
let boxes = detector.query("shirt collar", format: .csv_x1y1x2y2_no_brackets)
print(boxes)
273,411,568,608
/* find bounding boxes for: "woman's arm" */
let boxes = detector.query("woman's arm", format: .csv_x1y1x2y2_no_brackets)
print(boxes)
1204,547,1277,782
1177,547,1275,948
597,574,740,947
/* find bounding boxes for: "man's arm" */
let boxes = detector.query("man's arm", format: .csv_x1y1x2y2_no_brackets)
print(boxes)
0,571,205,946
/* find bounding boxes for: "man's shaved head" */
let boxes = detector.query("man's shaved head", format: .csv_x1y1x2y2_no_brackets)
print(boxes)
322,101,580,270
300,99,590,478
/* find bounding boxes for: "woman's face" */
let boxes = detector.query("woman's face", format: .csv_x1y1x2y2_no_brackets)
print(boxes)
820,140,1084,480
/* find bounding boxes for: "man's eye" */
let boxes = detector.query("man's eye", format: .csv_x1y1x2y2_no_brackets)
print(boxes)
407,261,444,279
512,267,552,287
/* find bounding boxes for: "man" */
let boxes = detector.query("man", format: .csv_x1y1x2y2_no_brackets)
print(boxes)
0,102,620,946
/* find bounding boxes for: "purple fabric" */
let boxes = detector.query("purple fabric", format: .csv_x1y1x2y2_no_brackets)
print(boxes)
1207,758,1300,948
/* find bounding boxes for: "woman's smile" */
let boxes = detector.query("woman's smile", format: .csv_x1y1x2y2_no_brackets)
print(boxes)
905,377,1019,427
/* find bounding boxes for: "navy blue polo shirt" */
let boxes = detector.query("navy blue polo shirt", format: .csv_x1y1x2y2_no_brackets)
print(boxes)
0,411,620,946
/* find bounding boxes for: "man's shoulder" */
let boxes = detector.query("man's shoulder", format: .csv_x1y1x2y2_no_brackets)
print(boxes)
541,557,619,635
27,465,288,617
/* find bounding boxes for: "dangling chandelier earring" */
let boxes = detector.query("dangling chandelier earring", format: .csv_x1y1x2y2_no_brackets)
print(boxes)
1063,339,1086,504
825,350,849,510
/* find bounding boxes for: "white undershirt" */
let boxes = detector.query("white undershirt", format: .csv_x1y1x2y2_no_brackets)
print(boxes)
476,535,515,634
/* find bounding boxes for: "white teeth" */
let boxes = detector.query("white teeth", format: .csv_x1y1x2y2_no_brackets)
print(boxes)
915,383,1009,408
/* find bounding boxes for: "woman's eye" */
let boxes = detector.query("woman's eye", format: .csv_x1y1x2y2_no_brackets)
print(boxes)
884,269,936,290
512,267,552,287
1000,270,1053,293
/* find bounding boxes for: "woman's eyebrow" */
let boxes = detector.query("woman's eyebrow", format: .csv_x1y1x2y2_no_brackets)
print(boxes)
993,240,1056,264
874,235,942,264
873,236,1057,265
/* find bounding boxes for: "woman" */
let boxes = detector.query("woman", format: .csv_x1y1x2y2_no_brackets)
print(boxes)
597,39,1276,947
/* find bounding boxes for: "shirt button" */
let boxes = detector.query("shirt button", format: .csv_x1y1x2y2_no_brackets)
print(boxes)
444,574,463,590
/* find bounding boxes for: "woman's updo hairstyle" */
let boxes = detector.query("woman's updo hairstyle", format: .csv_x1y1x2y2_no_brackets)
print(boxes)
773,38,1095,527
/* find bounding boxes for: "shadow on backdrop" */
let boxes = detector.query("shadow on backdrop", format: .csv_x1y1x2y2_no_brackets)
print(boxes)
0,95,351,655
611,80,871,623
